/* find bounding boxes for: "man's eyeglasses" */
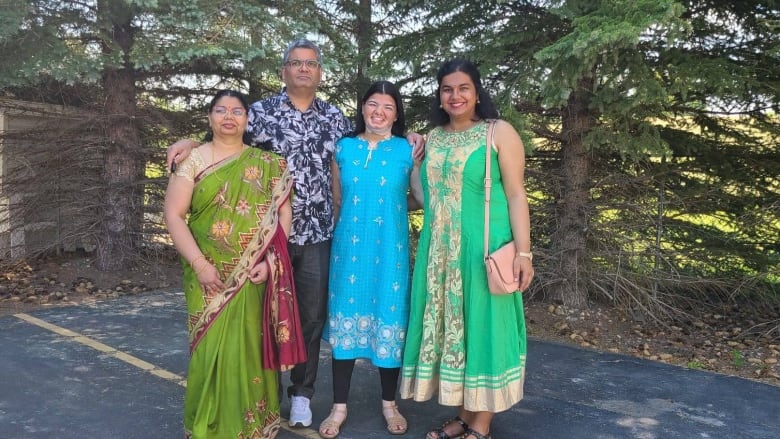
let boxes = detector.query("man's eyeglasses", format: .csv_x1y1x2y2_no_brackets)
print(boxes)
213,106,246,117
284,59,321,69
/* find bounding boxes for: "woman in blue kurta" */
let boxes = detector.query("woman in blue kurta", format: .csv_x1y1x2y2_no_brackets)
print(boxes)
320,81,415,438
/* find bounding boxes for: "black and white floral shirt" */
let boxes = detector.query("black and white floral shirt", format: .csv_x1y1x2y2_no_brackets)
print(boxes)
247,90,352,245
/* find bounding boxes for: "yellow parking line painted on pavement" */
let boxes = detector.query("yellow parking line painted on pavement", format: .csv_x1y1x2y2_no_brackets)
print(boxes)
14,312,186,385
13,312,318,438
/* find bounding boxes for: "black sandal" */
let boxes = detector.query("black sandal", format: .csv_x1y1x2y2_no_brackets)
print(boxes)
463,428,492,439
427,415,469,439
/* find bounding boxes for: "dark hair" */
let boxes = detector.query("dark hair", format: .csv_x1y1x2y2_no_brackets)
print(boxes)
204,89,250,142
430,59,498,126
353,80,406,138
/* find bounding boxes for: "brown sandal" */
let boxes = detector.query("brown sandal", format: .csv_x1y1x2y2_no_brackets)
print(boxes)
382,400,408,435
318,404,347,439
427,415,469,439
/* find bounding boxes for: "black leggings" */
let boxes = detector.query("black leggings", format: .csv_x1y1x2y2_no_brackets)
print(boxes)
331,358,400,403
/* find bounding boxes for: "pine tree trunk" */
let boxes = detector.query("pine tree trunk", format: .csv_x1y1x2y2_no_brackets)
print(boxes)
355,0,373,105
550,76,594,307
95,8,141,271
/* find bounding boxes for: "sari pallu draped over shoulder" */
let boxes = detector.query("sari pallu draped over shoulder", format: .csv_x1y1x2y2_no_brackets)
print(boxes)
187,148,306,371
183,148,304,438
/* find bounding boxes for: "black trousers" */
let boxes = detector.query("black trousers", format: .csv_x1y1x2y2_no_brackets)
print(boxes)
286,240,331,399
331,358,401,403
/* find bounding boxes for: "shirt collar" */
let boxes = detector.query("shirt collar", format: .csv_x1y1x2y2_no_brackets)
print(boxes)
280,88,322,112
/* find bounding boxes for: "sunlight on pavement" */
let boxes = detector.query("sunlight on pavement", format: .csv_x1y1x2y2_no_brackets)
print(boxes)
13,312,319,438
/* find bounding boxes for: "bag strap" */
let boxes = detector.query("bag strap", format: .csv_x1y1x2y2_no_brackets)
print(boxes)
484,120,497,259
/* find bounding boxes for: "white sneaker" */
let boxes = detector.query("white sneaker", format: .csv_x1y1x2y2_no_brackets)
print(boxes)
289,395,312,428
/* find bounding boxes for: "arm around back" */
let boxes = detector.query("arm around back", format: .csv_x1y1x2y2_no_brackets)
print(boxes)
166,139,200,171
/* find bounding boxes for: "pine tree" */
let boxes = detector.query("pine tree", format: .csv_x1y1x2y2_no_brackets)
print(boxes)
378,0,780,310
0,0,309,270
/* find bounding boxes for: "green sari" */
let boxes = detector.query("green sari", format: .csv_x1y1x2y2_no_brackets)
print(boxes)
179,148,297,439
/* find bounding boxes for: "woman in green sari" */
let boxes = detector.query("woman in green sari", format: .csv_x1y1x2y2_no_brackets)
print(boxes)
165,90,305,439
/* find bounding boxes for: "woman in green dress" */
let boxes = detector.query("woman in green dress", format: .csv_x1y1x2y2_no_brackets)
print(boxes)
165,90,305,438
400,60,535,439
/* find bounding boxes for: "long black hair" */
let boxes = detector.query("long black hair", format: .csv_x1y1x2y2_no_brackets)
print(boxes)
430,59,498,126
204,89,250,142
352,80,406,138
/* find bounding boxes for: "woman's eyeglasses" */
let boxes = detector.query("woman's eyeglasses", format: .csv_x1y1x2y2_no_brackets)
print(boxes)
213,106,246,117
284,59,321,69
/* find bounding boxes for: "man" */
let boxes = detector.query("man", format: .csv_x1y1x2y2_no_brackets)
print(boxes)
167,39,423,428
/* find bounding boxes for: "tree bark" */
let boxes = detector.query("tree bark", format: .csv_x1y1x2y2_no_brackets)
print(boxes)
95,5,142,271
550,76,595,307
355,0,373,105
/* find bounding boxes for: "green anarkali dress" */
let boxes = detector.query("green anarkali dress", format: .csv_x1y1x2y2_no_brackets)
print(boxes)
400,122,527,413
175,147,301,438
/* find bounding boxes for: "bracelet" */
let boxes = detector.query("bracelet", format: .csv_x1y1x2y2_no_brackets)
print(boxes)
192,255,210,276
516,251,533,261
190,254,206,268
194,261,210,276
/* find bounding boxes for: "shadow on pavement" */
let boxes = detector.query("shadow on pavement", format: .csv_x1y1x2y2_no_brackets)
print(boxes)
1,291,778,438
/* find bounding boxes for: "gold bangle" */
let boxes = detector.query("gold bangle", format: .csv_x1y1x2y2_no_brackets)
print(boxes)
516,251,533,261
190,254,206,268
194,261,210,276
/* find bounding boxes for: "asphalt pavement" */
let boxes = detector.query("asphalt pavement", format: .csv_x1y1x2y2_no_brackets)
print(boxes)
1,290,778,438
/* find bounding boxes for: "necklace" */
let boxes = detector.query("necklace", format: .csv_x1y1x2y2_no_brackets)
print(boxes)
209,143,245,180
210,146,225,183
359,134,391,168
210,143,246,165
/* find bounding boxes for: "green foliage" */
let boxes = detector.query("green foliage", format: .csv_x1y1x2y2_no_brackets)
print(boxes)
731,349,745,368
0,0,319,102
1,0,778,311
686,360,706,370
378,0,780,310
0,0,327,269
536,0,689,108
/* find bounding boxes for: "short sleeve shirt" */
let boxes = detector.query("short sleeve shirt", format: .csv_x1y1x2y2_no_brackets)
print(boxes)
246,90,352,245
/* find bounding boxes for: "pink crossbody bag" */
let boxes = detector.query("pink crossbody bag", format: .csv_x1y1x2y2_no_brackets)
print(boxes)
483,120,520,294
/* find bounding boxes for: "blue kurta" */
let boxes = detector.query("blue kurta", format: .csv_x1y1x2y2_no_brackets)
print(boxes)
324,135,413,368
